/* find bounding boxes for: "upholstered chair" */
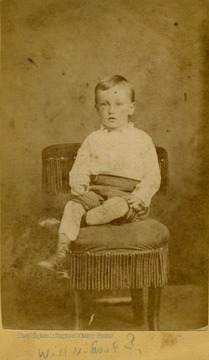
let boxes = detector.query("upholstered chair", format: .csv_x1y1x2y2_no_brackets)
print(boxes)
41,143,170,330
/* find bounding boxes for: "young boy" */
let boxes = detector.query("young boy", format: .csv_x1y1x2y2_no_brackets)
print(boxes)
38,75,161,271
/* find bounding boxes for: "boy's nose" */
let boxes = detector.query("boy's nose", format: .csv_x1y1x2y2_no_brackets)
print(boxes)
108,105,115,114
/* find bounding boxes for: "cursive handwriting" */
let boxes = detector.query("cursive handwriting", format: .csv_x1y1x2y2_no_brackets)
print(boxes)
37,333,142,358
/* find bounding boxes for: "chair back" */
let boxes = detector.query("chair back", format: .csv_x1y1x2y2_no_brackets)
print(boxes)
42,143,168,195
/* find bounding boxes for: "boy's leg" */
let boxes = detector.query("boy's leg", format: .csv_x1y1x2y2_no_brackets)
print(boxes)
85,197,129,225
38,201,85,270
59,201,86,241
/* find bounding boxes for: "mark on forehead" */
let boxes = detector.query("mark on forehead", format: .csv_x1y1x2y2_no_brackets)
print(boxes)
114,91,117,94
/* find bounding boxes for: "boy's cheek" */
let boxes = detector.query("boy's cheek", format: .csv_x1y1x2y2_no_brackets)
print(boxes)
98,109,106,118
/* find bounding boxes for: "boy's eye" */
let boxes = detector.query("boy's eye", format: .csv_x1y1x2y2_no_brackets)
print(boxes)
116,102,123,106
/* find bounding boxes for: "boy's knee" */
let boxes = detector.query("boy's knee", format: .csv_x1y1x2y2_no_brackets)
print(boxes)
64,200,85,213
85,196,129,225
64,200,74,212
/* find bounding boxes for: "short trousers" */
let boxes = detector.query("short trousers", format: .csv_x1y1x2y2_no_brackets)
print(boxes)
71,174,150,225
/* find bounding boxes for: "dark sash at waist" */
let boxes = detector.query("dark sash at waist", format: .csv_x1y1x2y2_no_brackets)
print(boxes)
91,174,140,192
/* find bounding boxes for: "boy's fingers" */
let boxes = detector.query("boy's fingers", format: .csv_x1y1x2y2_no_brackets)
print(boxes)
127,198,135,204
127,199,132,204
137,208,146,214
123,195,131,201
129,203,146,212
74,186,86,195
129,202,138,209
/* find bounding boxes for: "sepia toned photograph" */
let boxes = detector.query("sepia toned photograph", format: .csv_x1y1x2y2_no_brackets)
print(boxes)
1,0,208,336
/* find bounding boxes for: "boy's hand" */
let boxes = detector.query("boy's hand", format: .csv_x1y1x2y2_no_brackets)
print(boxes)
123,194,146,212
72,184,88,196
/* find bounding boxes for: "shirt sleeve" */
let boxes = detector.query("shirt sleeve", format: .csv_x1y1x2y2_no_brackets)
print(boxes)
69,137,92,192
131,134,161,207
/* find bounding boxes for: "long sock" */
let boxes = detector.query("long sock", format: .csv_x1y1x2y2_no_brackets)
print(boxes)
58,201,86,240
85,197,129,225
57,233,71,248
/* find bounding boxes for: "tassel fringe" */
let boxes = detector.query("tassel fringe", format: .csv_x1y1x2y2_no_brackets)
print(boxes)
42,157,72,194
65,245,169,290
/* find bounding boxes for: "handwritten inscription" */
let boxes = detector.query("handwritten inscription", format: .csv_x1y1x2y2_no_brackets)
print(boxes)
37,333,142,358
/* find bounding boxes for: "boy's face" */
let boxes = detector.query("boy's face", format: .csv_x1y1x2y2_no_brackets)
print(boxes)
95,84,135,129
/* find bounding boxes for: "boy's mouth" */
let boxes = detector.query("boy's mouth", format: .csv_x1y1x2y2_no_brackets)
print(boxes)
108,117,116,120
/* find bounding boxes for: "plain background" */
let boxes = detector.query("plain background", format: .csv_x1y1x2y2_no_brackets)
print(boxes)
1,8,209,360
2,0,209,285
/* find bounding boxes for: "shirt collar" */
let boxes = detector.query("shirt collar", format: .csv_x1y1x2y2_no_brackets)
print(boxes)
101,122,134,133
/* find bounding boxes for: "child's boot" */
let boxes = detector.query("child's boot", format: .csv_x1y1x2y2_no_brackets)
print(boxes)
38,216,61,229
38,234,71,271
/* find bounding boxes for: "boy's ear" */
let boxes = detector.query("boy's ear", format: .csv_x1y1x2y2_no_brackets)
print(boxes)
129,102,136,115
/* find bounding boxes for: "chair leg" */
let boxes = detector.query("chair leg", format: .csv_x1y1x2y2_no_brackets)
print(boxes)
130,288,144,326
74,290,83,330
147,287,161,331
74,290,93,330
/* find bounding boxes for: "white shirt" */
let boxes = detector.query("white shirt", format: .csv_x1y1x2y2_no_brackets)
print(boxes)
69,123,161,206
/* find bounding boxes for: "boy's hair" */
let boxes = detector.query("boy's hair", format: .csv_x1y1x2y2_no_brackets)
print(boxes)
95,75,135,103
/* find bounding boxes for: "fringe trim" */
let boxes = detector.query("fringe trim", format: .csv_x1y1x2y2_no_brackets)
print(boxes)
65,246,169,290
42,157,72,194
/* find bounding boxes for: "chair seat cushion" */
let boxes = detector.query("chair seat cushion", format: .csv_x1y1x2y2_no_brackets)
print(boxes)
71,217,170,252
65,218,170,289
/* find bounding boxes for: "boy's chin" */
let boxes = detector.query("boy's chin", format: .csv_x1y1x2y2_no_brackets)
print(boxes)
104,124,120,130
102,121,129,129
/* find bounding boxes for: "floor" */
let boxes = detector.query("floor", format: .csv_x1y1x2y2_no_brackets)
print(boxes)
2,273,207,331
